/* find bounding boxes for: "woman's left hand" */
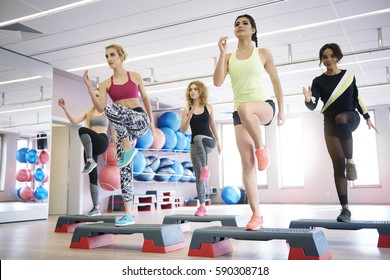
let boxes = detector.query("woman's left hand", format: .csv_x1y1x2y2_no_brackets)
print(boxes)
366,118,379,133
277,111,285,126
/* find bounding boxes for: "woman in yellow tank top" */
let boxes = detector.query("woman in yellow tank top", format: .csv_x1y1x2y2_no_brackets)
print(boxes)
213,14,285,231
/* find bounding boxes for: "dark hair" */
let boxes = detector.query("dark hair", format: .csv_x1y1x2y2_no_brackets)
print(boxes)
319,43,343,66
235,14,258,47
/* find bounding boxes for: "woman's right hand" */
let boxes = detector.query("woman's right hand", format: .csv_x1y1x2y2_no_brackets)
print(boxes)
58,98,65,108
303,86,312,102
217,36,228,54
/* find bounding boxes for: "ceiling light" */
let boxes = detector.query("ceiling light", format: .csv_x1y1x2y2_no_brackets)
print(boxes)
0,0,101,28
0,105,51,115
0,75,42,85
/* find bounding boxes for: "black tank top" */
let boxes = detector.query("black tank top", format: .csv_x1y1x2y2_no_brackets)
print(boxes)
189,106,213,144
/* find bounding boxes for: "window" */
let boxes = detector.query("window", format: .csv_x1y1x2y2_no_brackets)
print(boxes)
221,123,267,188
278,117,304,187
352,110,380,186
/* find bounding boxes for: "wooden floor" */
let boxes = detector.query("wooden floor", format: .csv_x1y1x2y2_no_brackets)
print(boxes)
1,203,390,260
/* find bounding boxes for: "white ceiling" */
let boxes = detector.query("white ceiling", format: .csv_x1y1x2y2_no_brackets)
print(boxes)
0,0,389,136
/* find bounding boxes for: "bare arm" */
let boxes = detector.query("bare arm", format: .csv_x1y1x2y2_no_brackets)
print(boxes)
57,98,87,124
213,37,230,87
261,48,285,126
137,72,155,131
83,70,108,113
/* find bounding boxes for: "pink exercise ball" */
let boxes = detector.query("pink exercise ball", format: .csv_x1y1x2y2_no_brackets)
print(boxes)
102,142,117,165
16,169,29,182
98,165,120,191
150,128,166,150
19,186,34,201
39,150,50,164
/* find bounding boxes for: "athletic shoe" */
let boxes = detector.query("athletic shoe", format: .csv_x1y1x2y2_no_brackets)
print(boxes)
345,163,357,181
81,159,97,174
86,208,101,216
195,206,207,216
245,214,264,231
255,147,270,171
199,167,210,182
115,214,135,226
117,147,138,168
337,208,351,222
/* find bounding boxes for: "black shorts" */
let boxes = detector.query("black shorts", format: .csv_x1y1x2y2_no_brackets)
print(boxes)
232,99,276,126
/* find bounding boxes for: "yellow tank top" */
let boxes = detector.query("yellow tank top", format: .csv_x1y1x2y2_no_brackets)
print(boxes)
228,47,270,110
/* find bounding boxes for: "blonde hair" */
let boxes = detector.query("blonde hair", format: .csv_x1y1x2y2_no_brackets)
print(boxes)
85,106,95,128
185,80,208,107
105,44,128,61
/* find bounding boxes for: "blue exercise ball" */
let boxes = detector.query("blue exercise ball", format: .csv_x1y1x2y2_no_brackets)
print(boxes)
159,157,174,168
221,186,241,205
154,166,175,181
34,185,49,200
134,166,155,181
16,148,28,163
26,149,38,164
136,128,154,150
146,156,160,171
179,168,193,182
133,152,146,174
158,112,180,131
160,127,177,150
174,131,187,151
34,168,46,182
169,160,184,182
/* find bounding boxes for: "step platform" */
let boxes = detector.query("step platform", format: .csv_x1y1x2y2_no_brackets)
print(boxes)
54,215,118,233
162,214,246,232
289,219,390,248
188,226,331,260
70,223,186,253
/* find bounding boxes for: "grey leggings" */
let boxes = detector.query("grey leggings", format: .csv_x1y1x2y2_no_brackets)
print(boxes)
190,135,215,204
105,103,149,202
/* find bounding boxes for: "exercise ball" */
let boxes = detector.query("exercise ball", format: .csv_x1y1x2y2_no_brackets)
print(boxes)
150,128,165,150
16,169,29,182
26,149,38,164
39,150,50,164
102,142,117,165
27,169,34,181
154,166,175,182
42,173,49,183
160,127,177,150
99,165,120,191
133,152,146,173
169,160,184,182
179,168,193,182
34,185,49,200
158,112,180,131
221,186,241,205
34,168,46,182
16,148,28,163
159,157,174,168
19,186,34,201
136,128,154,149
181,161,193,169
174,131,187,151
134,166,155,181
146,156,160,171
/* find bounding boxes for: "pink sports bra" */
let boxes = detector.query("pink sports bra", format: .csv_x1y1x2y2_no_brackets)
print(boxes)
107,72,138,102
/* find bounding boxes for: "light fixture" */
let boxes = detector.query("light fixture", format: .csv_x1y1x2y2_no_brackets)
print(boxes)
0,105,51,115
0,75,42,86
0,0,101,28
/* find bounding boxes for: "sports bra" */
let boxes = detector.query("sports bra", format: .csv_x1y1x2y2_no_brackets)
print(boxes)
107,71,138,102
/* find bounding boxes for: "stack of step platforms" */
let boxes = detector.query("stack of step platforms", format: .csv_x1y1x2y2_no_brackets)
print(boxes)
146,190,176,210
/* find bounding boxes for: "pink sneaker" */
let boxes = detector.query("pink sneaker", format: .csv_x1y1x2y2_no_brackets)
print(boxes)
245,214,263,231
255,147,270,171
195,206,207,216
199,167,210,182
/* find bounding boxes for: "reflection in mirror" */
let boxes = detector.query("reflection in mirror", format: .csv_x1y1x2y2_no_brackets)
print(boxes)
0,47,52,223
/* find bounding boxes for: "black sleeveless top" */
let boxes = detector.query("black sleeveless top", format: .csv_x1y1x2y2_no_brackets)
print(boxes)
189,106,213,144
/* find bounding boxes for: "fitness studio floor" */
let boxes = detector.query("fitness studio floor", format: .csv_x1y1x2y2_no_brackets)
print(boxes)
0,204,389,260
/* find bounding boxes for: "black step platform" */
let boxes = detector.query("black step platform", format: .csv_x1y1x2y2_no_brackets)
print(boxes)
162,214,246,232
55,215,119,233
188,226,331,260
289,219,390,248
70,223,186,253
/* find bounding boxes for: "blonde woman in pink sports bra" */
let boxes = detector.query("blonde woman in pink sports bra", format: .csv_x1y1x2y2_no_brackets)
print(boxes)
83,44,154,226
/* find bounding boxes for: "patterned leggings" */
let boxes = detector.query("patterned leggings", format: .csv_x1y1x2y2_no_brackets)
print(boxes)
105,103,149,202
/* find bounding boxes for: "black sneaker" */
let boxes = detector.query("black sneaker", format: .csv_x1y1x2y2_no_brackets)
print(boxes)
337,208,351,222
345,163,357,181
82,160,97,174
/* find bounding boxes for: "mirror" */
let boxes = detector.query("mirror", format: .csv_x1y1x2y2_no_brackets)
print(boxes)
0,47,52,222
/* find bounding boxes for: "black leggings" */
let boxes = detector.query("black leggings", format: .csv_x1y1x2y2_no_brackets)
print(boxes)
323,111,360,205
78,127,109,185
